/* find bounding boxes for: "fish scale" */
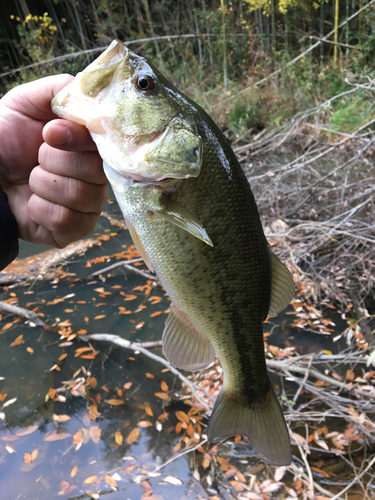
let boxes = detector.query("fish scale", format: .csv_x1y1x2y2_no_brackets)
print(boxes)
52,39,295,465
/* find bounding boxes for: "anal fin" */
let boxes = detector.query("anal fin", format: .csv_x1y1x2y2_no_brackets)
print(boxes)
125,218,154,272
162,306,215,371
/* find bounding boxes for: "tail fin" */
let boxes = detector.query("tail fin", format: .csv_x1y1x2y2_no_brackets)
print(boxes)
207,387,291,466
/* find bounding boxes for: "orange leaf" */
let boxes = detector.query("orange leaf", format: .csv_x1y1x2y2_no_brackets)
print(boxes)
175,411,189,424
124,464,135,474
10,334,23,347
89,426,101,444
83,475,98,485
44,431,71,441
1,323,13,332
115,431,123,445
145,406,154,417
161,381,169,392
135,321,145,330
105,475,118,488
26,347,34,354
94,315,106,320
71,465,78,478
137,421,153,427
107,399,125,406
0,393,7,402
52,414,71,422
58,353,68,362
311,467,330,478
145,373,154,379
16,425,38,436
73,429,83,447
127,428,140,444
155,392,170,401
123,382,133,390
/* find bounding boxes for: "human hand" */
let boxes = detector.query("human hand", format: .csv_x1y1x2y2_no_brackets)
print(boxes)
0,74,108,248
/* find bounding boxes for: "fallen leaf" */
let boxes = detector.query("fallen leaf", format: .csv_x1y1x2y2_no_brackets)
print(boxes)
154,392,170,401
145,406,154,417
71,465,78,478
107,399,125,406
83,475,98,485
104,475,118,489
5,445,15,454
26,347,34,354
161,381,169,392
127,428,140,444
164,476,183,486
175,411,189,424
1,323,13,332
124,464,135,473
52,414,71,422
2,397,17,408
137,421,152,427
10,334,23,347
23,449,38,464
44,431,71,441
16,425,38,436
145,373,154,379
115,431,123,445
123,382,133,390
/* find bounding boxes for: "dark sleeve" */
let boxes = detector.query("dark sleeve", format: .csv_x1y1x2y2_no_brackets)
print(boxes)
0,186,19,271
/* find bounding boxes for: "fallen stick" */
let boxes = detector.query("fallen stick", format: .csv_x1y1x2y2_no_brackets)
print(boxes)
90,258,144,277
81,333,215,411
0,301,48,328
267,358,375,399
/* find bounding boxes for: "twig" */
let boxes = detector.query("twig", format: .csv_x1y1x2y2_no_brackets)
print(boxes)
330,454,375,500
151,438,208,473
293,355,313,403
89,258,144,277
267,359,375,399
81,333,215,410
0,301,48,328
298,445,314,498
123,264,158,281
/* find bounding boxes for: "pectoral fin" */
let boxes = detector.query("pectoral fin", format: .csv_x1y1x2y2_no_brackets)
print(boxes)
162,306,216,371
268,250,294,316
153,196,213,247
125,218,154,272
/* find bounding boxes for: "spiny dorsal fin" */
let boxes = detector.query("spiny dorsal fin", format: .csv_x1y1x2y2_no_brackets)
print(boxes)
269,250,294,316
125,218,154,272
162,306,216,371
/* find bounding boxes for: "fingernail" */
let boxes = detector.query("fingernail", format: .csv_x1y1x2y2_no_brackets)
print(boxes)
51,124,72,146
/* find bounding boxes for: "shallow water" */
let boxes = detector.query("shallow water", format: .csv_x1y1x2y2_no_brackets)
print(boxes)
0,199,365,500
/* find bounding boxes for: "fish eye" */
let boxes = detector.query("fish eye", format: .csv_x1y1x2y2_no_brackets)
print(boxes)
136,75,155,92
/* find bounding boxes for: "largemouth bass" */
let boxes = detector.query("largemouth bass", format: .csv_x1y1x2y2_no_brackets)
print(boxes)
52,40,294,465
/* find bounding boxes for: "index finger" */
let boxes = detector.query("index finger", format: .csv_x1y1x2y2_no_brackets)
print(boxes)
43,119,98,152
3,74,74,122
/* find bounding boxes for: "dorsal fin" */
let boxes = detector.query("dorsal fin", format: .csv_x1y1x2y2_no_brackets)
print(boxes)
268,250,295,316
162,306,216,371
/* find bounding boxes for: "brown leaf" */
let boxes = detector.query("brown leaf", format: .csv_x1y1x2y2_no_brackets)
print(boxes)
154,392,170,401
115,431,123,445
26,347,34,354
44,431,71,441
73,429,83,447
145,406,154,417
107,399,125,406
52,414,71,422
123,382,133,390
137,421,153,427
16,425,38,436
1,323,13,332
127,428,140,444
124,464,136,474
89,426,101,444
83,475,98,485
145,373,154,379
24,449,38,464
71,465,78,478
311,466,330,478
10,334,23,347
175,411,189,424
104,475,118,489
161,381,169,392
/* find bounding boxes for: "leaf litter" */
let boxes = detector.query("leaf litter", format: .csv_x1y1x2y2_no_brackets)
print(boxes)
0,201,373,498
